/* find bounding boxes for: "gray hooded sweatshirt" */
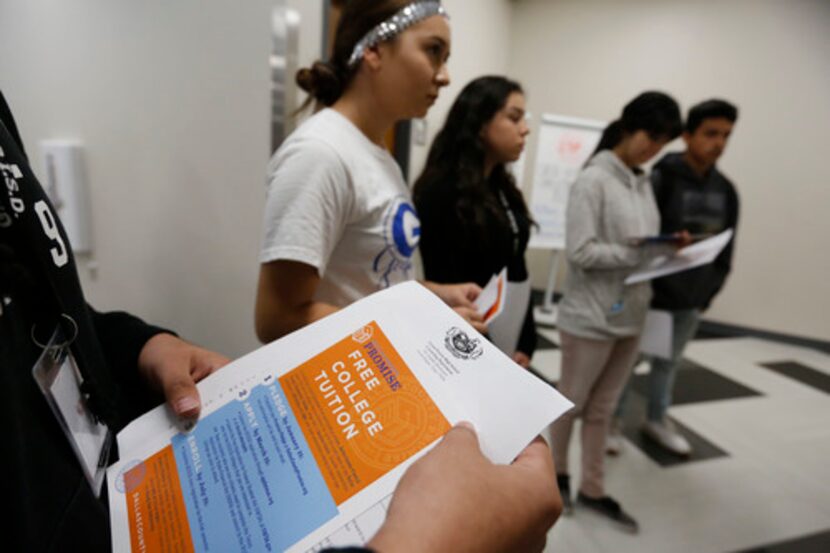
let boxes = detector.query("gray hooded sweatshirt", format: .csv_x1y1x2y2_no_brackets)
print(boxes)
558,150,669,340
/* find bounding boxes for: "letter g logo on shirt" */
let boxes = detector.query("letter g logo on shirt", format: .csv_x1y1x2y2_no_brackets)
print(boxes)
391,203,420,258
374,197,421,288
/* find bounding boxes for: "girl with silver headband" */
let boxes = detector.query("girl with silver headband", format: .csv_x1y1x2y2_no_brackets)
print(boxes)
256,2,563,551
256,0,483,342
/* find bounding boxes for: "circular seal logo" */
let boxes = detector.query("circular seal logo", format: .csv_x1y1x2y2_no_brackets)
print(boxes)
444,327,483,360
352,325,374,344
114,460,147,494
349,388,447,470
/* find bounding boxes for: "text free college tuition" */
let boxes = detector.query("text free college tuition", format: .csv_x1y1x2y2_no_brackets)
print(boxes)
313,341,403,441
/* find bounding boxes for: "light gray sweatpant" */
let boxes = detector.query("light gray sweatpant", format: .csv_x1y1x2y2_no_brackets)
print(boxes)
551,330,640,497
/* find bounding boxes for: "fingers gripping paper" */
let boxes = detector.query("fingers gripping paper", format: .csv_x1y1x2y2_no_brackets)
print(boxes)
108,282,572,553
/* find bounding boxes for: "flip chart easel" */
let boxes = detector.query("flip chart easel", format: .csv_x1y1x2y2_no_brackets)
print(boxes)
527,114,605,325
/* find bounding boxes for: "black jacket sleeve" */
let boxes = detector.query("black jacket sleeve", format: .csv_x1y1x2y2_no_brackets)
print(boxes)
702,182,739,309
652,168,675,234
89,306,173,375
88,305,175,418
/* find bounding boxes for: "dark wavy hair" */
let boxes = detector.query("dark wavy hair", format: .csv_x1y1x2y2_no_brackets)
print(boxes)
686,98,738,133
592,91,682,157
296,0,417,107
413,75,532,239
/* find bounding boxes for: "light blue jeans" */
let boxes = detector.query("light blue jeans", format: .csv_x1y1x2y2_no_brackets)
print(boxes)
615,309,701,422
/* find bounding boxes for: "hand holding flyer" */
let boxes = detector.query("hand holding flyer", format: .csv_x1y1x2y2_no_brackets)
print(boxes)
474,267,534,356
473,267,508,324
625,228,734,284
107,281,572,552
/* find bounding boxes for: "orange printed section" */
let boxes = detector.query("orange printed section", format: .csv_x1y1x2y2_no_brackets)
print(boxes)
279,321,450,505
126,446,194,553
483,276,504,323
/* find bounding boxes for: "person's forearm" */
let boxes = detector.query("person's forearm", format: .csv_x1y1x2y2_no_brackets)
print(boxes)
256,301,338,343
420,280,462,306
420,280,443,297
367,524,422,553
568,240,641,270
637,242,677,264
367,503,492,553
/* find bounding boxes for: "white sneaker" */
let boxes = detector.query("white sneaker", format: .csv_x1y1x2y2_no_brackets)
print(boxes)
642,418,692,456
606,419,624,456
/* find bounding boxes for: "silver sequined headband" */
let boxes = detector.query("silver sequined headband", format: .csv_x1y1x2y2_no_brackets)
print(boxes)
347,1,449,68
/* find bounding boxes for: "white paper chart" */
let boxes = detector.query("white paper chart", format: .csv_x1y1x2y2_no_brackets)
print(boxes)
528,114,605,250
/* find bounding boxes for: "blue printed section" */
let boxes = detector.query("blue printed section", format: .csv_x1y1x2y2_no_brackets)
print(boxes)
172,381,337,552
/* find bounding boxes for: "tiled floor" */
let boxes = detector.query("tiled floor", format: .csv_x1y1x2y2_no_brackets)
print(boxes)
529,328,830,553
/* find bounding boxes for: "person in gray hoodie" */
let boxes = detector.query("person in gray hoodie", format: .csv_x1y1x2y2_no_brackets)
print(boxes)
550,92,687,533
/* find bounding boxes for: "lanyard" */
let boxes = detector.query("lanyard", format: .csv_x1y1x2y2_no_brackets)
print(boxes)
31,326,112,496
497,189,520,256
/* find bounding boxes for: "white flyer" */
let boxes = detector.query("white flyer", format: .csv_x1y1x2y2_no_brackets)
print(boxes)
528,114,605,250
625,228,734,285
639,309,674,360
474,267,508,324
107,281,572,552
487,279,532,355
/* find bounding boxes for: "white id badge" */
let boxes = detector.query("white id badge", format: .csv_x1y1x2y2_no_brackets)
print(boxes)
32,328,112,497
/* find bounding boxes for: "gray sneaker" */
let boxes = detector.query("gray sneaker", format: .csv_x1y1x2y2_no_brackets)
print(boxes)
642,418,692,456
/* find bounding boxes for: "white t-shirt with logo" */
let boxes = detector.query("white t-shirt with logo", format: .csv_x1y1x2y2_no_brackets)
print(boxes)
259,108,420,307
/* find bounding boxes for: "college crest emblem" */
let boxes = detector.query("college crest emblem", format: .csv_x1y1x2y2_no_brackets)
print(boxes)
444,327,483,360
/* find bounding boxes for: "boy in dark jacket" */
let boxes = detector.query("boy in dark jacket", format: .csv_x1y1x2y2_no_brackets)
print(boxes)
609,99,739,457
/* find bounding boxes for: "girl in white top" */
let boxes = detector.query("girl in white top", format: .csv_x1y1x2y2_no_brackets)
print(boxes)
256,0,483,342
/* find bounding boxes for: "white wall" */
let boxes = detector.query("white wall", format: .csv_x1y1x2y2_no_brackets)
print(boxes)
510,0,830,341
0,0,322,357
